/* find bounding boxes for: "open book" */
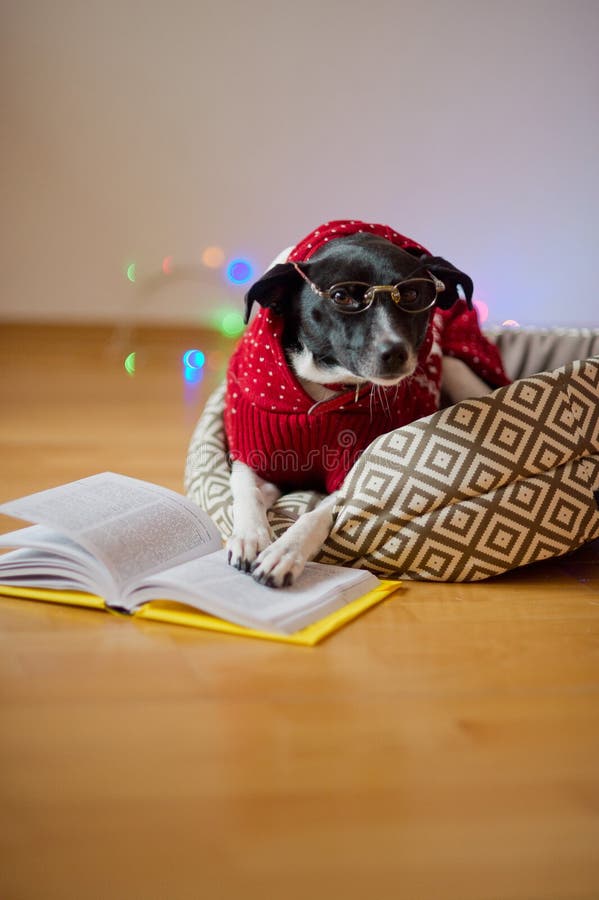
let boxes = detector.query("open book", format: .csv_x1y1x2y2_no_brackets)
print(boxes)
0,473,399,645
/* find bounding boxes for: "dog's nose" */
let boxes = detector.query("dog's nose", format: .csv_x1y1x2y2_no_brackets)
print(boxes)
378,339,408,370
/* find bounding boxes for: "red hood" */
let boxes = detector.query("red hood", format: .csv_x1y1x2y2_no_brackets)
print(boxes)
224,219,510,492
288,218,430,262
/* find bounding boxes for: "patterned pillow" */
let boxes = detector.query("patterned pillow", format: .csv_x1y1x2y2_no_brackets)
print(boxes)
185,357,599,581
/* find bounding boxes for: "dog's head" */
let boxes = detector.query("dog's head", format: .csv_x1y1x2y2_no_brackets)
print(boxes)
244,232,473,387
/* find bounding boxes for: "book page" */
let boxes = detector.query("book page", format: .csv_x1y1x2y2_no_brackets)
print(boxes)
0,524,104,566
0,549,105,593
0,525,112,596
127,549,379,634
0,474,222,598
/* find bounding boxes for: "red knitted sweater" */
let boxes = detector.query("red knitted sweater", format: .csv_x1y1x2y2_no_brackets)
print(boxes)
224,220,510,493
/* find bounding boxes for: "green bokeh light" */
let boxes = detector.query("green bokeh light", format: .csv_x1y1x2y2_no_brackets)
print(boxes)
217,310,245,337
124,352,136,375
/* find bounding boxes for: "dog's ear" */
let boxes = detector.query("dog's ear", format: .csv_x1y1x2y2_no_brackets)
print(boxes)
243,262,302,323
413,254,474,310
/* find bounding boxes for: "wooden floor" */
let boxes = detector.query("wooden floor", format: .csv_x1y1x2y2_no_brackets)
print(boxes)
0,323,598,900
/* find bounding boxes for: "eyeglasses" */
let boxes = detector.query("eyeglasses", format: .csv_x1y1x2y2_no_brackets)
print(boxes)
292,261,445,315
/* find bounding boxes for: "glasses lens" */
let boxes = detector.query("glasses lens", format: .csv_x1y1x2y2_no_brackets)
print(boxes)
329,283,370,312
396,279,437,311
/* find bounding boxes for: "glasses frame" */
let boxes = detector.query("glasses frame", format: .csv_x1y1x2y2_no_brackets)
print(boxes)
292,261,445,315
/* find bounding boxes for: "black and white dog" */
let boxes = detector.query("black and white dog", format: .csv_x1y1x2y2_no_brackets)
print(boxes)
224,220,507,587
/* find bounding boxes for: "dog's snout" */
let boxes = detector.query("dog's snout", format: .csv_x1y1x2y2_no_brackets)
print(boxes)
378,339,408,369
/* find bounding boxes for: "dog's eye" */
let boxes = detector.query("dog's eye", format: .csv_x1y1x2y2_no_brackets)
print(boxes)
331,287,363,310
400,287,419,303
331,288,352,304
327,283,369,312
395,279,437,310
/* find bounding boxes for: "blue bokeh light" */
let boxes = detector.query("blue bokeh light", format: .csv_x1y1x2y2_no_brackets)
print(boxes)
183,365,204,385
226,257,254,285
182,349,205,385
182,349,206,369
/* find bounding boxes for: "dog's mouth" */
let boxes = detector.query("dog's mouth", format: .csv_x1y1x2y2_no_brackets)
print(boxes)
291,343,417,388
339,352,418,386
366,371,415,386
321,361,417,388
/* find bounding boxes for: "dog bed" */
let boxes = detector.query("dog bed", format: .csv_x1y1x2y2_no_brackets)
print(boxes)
185,328,599,581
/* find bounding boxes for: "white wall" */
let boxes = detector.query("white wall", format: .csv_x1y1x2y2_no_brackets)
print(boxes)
1,0,598,327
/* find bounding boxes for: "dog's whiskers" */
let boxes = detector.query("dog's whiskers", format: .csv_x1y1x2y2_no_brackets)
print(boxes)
383,386,390,418
369,384,376,421
377,384,389,418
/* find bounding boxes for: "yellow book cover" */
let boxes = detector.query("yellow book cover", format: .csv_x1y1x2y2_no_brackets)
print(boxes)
0,473,401,644
0,581,400,646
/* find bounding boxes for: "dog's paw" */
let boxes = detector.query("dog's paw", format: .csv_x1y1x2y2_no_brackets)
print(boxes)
226,526,272,572
250,539,308,588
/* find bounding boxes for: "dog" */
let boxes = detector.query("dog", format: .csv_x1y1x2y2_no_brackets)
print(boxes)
224,220,509,587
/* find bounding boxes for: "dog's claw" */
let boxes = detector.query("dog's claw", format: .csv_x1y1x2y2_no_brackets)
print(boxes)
249,541,308,588
226,528,273,575
250,565,270,587
227,500,331,587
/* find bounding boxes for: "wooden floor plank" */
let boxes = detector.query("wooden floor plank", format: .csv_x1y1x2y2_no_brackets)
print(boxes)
0,324,598,900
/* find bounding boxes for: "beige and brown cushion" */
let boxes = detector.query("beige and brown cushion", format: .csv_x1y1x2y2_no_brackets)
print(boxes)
489,327,599,381
185,354,599,581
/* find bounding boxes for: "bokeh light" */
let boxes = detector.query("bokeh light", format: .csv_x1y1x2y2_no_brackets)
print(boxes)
183,365,204,385
182,349,206,369
182,349,206,385
126,263,136,283
473,299,489,324
184,368,203,385
226,257,254,285
202,246,226,268
217,310,245,337
124,352,136,376
162,255,173,275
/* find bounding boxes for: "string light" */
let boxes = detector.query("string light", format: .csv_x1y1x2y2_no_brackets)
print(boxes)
182,349,206,369
124,352,136,376
182,349,205,385
216,310,245,337
123,244,252,350
183,365,204,384
226,258,254,285
202,246,226,268
473,299,489,324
